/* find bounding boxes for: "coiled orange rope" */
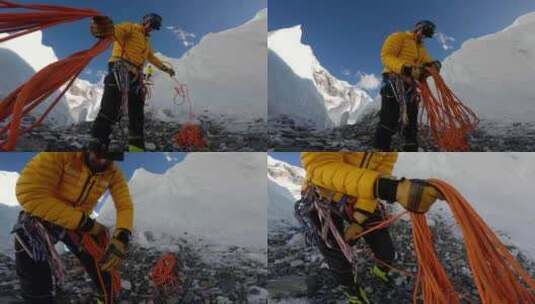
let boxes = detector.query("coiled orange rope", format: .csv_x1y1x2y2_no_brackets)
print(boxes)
412,179,535,304
417,68,479,151
151,253,182,297
0,1,112,150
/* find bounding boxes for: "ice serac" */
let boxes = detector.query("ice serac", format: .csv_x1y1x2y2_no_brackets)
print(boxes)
0,30,100,126
0,171,20,207
268,25,374,128
267,156,304,227
441,12,535,122
148,9,267,124
99,153,267,251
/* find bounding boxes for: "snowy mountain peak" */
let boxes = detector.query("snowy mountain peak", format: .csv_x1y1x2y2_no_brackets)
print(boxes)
267,156,304,200
0,171,20,207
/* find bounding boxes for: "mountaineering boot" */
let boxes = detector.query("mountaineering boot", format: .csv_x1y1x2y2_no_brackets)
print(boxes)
343,286,370,304
128,144,145,152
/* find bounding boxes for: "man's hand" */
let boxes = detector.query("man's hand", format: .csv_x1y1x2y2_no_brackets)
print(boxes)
90,16,114,39
161,65,176,77
376,177,442,213
426,60,442,73
100,229,131,272
401,64,423,83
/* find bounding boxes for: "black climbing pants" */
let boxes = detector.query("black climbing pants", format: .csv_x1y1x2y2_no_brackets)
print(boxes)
14,213,114,304
309,207,395,290
374,74,419,151
91,63,146,149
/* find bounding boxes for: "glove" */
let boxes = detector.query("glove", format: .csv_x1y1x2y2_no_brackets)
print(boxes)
90,16,114,39
161,65,176,77
376,177,442,213
78,214,107,236
100,229,131,272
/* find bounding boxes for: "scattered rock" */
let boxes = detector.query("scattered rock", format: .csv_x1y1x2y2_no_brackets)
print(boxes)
268,208,535,303
12,115,267,152
0,237,267,303
269,114,535,151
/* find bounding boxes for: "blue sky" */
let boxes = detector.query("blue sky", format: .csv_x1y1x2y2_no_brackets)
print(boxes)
0,152,186,180
269,0,535,91
270,152,301,167
27,0,265,82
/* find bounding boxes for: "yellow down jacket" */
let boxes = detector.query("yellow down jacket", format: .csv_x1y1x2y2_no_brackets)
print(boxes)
301,152,398,214
381,31,433,74
16,152,134,232
109,22,165,70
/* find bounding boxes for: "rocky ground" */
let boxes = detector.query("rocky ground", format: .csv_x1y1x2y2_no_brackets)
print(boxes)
10,115,267,152
0,236,267,303
268,114,535,151
267,212,535,304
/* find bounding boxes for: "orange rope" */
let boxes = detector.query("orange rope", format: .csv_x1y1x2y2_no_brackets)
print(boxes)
151,253,182,297
409,179,535,303
417,67,479,151
0,1,112,150
171,78,206,150
80,232,122,299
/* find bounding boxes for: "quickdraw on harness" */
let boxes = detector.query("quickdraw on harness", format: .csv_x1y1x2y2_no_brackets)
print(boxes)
108,60,146,149
12,213,66,285
417,67,479,151
150,253,183,301
295,185,406,279
384,74,417,130
170,77,207,150
67,230,122,302
0,1,113,151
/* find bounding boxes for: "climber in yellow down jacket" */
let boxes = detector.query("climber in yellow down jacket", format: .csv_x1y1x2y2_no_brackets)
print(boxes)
300,152,441,304
89,14,176,152
375,20,442,152
13,152,133,303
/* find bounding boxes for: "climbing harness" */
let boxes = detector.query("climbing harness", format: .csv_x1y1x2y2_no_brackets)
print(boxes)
295,180,535,303
12,213,66,285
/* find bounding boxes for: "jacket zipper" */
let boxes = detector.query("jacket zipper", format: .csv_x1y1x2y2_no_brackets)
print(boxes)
75,175,92,205
80,178,97,205
359,152,369,168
